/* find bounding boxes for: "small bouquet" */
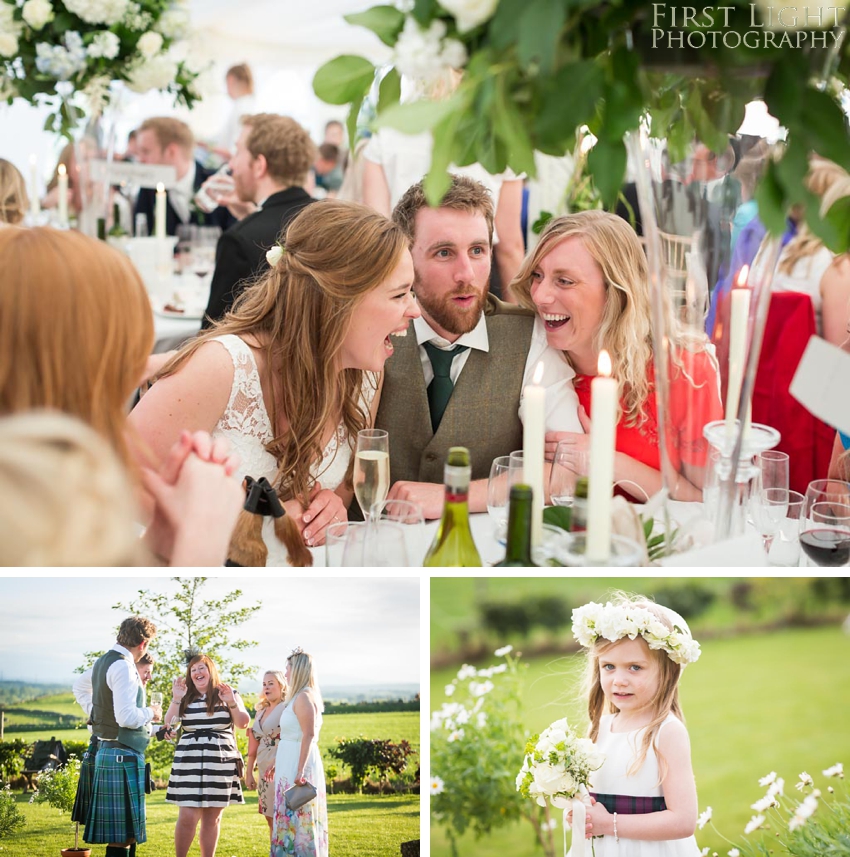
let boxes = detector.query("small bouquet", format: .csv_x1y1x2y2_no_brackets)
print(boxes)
517,718,605,857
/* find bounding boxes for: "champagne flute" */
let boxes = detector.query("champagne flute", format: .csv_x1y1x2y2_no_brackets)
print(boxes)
757,450,790,492
353,429,390,520
801,479,850,567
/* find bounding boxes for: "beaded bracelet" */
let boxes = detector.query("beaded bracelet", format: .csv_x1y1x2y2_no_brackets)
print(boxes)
612,812,619,843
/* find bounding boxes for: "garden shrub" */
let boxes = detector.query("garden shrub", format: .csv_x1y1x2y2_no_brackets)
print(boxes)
651,582,716,621
729,581,754,611
328,738,415,793
0,739,29,784
526,596,570,632
0,785,25,839
480,601,532,638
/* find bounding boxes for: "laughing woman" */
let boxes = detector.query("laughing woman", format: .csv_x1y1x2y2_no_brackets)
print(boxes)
247,670,287,835
129,200,418,566
165,654,250,857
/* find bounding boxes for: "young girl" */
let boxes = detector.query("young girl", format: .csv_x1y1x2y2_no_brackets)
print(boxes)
570,595,702,856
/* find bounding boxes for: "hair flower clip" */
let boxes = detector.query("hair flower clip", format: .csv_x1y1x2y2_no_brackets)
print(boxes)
266,242,285,267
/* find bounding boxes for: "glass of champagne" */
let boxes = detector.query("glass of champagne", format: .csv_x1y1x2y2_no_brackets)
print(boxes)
150,691,163,707
353,429,390,520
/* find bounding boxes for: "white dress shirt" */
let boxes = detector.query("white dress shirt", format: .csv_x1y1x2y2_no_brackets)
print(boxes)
102,644,153,730
415,313,583,433
72,669,94,718
169,162,196,225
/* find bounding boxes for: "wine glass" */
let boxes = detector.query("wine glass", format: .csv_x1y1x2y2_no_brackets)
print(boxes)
353,429,390,520
508,449,525,488
750,487,795,554
756,450,790,492
192,226,219,285
549,441,586,508
150,691,163,707
487,456,511,543
801,479,850,567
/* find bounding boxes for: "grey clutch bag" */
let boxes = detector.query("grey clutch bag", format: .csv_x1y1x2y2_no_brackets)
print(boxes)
284,780,317,810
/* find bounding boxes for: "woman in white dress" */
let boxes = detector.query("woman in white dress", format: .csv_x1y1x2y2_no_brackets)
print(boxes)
266,649,328,857
129,200,419,566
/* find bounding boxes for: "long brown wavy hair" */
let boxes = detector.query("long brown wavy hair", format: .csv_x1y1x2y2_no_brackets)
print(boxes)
179,654,225,718
157,200,408,563
0,227,153,467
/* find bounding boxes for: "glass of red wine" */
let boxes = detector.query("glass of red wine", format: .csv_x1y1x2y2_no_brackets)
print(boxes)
801,479,850,567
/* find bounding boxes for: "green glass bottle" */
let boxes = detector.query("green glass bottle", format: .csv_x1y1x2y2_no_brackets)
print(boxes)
96,217,107,241
108,202,127,237
495,484,537,567
571,477,589,533
423,447,482,567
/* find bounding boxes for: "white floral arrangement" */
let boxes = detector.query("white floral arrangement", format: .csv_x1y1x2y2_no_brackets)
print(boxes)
0,0,203,134
572,601,702,666
516,717,605,807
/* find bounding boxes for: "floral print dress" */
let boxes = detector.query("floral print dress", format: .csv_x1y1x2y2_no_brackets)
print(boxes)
270,694,328,856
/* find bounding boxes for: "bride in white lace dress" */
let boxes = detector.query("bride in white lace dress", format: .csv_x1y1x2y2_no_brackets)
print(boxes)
130,200,419,566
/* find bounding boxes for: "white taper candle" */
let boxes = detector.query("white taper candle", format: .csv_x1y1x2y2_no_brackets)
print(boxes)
586,350,617,562
523,361,546,548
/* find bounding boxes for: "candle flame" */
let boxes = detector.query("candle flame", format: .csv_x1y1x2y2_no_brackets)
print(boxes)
156,182,165,193
735,265,749,288
57,164,66,177
532,361,544,385
598,350,612,377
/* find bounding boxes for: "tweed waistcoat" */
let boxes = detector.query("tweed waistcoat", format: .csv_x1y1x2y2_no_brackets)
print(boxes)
91,650,150,753
376,296,534,484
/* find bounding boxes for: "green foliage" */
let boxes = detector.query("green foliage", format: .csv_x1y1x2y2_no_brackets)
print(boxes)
328,738,415,793
79,577,262,701
30,758,80,816
648,581,717,621
0,740,30,783
315,0,850,251
0,786,26,840
479,595,572,639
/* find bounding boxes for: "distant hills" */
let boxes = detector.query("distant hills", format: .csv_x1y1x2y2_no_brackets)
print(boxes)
0,681,71,707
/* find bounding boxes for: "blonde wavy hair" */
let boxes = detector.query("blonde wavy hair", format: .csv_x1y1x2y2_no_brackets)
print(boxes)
157,200,408,564
0,159,28,225
256,669,287,711
511,211,654,426
285,650,324,712
0,228,153,467
583,593,688,781
778,155,850,276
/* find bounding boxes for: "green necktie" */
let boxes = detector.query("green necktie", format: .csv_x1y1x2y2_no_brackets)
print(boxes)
424,341,468,433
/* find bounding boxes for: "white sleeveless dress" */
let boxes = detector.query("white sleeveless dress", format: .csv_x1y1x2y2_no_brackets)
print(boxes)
270,694,328,857
209,334,374,566
568,713,701,857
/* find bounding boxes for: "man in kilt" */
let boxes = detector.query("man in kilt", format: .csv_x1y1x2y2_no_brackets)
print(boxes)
83,617,162,857
71,652,157,832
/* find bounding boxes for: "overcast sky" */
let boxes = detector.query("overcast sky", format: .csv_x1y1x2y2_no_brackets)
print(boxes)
0,577,419,689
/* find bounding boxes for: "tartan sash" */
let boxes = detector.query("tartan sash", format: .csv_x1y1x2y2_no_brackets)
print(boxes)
590,792,667,814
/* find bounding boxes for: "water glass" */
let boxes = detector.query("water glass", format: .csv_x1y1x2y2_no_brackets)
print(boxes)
487,455,511,543
326,521,365,567
549,441,585,508
353,429,390,520
343,521,410,567
508,449,525,487
369,499,426,565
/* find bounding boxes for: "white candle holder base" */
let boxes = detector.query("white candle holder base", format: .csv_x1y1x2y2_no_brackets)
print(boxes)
703,420,781,541
560,533,644,567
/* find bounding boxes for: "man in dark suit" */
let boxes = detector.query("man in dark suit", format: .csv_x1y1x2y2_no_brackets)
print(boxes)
201,113,316,328
134,116,232,236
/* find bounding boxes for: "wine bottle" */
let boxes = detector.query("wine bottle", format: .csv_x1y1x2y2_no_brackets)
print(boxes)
495,484,537,567
423,447,482,567
96,217,107,241
571,476,589,533
108,202,127,237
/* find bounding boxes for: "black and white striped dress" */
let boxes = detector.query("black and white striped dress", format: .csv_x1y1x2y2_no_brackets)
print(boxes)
166,695,244,807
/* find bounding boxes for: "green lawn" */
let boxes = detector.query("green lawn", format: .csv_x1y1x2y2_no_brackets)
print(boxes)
0,789,419,856
430,624,850,856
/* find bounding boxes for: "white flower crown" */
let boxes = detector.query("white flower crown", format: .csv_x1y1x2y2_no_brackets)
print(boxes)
571,601,701,666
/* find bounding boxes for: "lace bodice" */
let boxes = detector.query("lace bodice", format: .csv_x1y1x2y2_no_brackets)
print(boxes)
210,334,375,565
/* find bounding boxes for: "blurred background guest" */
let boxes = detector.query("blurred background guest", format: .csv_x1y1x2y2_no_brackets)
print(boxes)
0,158,28,225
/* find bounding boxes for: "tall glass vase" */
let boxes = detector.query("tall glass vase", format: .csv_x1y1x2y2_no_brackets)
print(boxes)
625,127,781,543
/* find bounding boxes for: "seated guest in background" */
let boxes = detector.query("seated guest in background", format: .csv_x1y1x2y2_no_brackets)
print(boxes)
130,201,419,566
202,114,316,329
368,176,581,520
313,143,344,197
0,228,244,566
512,210,723,502
121,129,139,162
134,117,232,236
0,158,28,225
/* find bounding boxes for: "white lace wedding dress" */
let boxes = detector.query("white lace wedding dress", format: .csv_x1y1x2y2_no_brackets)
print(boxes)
210,334,373,566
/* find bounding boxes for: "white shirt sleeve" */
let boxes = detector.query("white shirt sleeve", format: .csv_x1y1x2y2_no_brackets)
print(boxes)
521,317,583,433
106,657,152,730
72,669,94,718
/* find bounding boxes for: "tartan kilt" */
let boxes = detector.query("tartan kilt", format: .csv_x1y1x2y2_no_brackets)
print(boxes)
84,746,147,844
70,736,98,825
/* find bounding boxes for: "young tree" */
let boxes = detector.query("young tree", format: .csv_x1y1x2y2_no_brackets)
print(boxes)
78,578,262,697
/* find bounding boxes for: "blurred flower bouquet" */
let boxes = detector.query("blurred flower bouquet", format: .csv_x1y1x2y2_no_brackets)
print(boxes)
516,718,605,807
698,762,848,856
431,646,563,857
0,0,203,134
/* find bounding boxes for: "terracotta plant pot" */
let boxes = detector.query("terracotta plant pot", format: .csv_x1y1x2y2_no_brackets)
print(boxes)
61,849,91,857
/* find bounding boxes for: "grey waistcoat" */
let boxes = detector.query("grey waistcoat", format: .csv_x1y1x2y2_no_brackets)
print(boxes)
375,295,534,485
91,650,150,754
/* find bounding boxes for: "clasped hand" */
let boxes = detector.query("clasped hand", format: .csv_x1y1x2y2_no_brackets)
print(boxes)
545,406,592,467
566,796,616,839
291,483,347,547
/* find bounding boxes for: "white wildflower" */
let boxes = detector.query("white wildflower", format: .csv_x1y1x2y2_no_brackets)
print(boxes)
700,850,710,857
444,683,455,697
767,777,784,798
469,680,494,697
697,807,712,829
64,0,129,25
751,794,776,812
438,0,498,33
476,711,487,727
456,664,476,680
823,762,844,778
430,775,445,795
136,31,163,58
759,771,777,786
744,814,765,834
447,728,464,742
22,0,54,29
796,772,814,790
728,850,740,857
495,644,513,657
87,30,120,59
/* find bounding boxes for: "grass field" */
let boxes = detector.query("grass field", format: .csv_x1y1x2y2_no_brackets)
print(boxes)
429,624,850,856
0,789,419,856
